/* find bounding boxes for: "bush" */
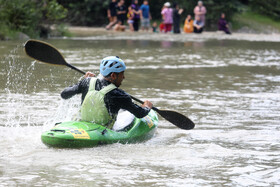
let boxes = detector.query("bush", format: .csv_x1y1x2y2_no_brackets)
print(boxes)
0,0,67,38
249,0,280,20
57,0,108,26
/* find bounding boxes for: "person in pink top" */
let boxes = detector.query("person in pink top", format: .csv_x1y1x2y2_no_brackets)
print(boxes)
193,1,207,25
161,2,173,33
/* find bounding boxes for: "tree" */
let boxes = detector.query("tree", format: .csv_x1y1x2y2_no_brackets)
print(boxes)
57,0,108,26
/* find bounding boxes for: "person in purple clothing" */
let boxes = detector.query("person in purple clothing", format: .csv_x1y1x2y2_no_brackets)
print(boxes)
131,0,141,31
140,0,151,32
218,13,231,34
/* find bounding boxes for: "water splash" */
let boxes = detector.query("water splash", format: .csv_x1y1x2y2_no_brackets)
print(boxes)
1,43,81,127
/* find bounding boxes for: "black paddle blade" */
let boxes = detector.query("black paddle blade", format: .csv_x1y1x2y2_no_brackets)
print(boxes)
24,39,66,65
156,110,195,130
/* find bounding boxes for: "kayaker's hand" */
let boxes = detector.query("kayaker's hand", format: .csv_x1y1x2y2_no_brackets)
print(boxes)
84,72,96,78
142,100,153,109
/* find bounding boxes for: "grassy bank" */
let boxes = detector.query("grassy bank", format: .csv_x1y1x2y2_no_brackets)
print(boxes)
232,11,280,33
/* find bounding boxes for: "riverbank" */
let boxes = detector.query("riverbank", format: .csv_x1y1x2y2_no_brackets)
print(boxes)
66,26,280,43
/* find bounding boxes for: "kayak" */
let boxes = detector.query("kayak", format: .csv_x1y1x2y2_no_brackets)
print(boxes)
41,110,158,148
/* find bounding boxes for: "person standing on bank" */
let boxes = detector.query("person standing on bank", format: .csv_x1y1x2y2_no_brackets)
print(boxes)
193,1,207,26
114,0,127,31
127,5,134,31
106,0,118,30
140,0,152,32
61,56,153,129
131,0,141,31
172,3,184,34
161,2,173,33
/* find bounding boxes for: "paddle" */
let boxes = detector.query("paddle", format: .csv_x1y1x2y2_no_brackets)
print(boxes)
24,39,195,130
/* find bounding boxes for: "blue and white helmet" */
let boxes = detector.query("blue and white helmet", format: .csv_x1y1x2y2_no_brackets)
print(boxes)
100,56,126,76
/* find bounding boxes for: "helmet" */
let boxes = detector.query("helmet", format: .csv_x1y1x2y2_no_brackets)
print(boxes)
100,56,126,76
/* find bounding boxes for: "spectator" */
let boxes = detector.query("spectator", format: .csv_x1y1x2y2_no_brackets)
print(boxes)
127,6,134,31
193,16,204,33
152,22,158,32
193,1,207,25
114,0,127,31
114,20,126,31
131,0,141,31
116,0,126,25
161,2,173,33
159,22,165,32
184,14,194,33
173,3,184,34
106,0,118,30
140,0,151,32
218,13,231,34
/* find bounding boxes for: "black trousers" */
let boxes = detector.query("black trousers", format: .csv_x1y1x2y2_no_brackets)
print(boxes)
173,20,181,33
133,18,140,31
194,27,203,33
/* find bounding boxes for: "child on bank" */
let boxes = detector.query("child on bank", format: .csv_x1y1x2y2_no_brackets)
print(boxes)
127,6,134,31
152,22,158,32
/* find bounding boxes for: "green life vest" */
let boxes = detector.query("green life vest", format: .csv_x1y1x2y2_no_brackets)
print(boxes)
81,78,117,129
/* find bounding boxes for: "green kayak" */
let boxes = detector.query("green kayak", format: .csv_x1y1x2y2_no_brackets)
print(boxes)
41,110,158,148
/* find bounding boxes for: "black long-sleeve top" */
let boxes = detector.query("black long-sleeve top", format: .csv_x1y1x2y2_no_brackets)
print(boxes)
61,77,150,118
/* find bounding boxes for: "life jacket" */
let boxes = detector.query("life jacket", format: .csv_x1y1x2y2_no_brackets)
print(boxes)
81,78,117,129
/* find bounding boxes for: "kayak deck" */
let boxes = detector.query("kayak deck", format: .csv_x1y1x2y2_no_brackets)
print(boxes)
41,110,158,148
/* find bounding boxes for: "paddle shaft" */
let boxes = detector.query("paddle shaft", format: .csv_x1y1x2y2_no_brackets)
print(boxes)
67,63,86,75
130,96,159,112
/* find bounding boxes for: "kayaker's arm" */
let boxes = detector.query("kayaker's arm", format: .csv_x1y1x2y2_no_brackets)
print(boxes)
121,98,151,119
60,78,90,102
126,102,151,118
107,90,151,118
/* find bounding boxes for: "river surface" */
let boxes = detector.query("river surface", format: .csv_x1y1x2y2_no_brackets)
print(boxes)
0,37,279,186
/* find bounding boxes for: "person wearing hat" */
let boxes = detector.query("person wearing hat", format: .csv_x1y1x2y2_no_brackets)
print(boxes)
161,2,173,33
61,56,153,129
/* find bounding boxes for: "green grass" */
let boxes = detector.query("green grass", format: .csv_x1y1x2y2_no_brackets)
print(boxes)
232,11,280,33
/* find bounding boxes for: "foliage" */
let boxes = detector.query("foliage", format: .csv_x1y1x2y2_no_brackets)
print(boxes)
45,0,68,23
52,24,73,37
249,0,280,20
0,0,67,38
57,0,108,26
232,11,280,33
0,0,41,37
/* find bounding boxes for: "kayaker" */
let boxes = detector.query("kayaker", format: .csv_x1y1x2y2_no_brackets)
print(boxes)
61,56,153,129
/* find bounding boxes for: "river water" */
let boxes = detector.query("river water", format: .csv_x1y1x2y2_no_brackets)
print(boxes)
0,36,279,186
